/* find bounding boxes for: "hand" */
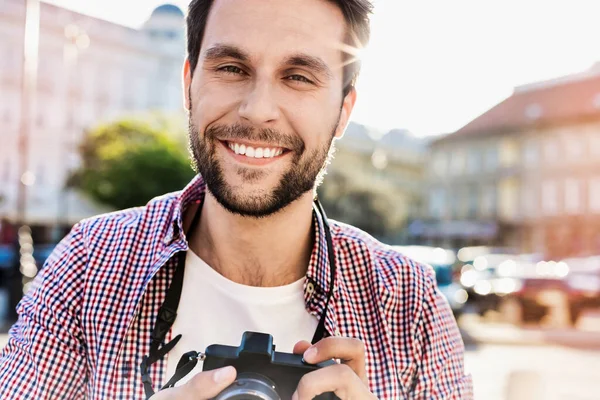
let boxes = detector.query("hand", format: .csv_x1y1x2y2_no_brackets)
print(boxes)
151,366,237,400
291,337,377,400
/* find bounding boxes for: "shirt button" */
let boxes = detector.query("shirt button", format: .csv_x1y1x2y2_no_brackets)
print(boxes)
306,282,315,296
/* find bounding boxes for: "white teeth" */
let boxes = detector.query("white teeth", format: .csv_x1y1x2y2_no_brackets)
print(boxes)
228,142,283,158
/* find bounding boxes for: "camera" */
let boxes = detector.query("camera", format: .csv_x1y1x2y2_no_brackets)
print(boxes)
202,331,340,400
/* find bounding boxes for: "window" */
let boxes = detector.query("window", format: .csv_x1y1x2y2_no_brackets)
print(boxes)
432,153,447,177
590,178,600,213
467,185,479,218
451,189,467,219
484,146,498,171
2,106,10,125
1,160,10,183
542,180,559,215
522,184,537,218
500,138,519,167
523,140,539,166
591,131,600,158
467,148,482,174
35,165,45,187
480,184,497,218
564,179,582,214
565,136,585,160
429,188,447,219
499,178,519,219
450,150,465,175
544,137,560,162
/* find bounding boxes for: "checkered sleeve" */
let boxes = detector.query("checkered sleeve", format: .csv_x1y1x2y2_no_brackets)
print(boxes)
409,269,473,399
0,223,88,399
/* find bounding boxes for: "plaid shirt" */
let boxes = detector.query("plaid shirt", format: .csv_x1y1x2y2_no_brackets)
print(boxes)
0,175,472,399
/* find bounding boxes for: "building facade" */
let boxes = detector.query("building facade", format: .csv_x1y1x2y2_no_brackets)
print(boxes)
422,69,600,259
0,1,186,240
320,122,428,243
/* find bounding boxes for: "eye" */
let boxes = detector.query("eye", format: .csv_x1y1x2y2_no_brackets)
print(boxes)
286,74,314,84
218,65,246,75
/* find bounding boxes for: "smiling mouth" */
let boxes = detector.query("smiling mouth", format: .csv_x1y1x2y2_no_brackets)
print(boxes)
224,140,288,159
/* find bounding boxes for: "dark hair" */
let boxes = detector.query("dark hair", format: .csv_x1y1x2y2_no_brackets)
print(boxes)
186,0,373,97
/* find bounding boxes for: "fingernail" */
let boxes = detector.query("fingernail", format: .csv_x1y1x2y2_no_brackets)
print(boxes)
213,366,235,383
303,346,317,361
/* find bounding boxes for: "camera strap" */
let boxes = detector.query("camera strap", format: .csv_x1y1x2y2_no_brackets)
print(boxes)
139,199,336,398
140,202,203,398
311,198,336,345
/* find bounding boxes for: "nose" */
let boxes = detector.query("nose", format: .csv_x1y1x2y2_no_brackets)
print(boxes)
238,79,280,125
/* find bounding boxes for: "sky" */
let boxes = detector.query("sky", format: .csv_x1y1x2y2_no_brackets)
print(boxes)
45,0,600,136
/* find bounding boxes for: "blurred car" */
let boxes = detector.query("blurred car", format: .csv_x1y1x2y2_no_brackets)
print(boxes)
0,243,56,273
561,256,600,325
457,250,546,318
0,245,15,268
494,257,600,326
394,245,468,317
457,251,520,315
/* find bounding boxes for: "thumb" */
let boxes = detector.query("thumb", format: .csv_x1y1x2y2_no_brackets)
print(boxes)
293,340,312,355
164,366,237,400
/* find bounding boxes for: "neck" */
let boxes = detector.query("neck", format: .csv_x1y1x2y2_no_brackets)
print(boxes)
188,192,315,287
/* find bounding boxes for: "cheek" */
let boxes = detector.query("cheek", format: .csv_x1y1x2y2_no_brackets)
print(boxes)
282,93,341,142
191,77,245,127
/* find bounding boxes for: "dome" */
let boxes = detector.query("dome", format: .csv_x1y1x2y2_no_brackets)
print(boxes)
151,4,185,18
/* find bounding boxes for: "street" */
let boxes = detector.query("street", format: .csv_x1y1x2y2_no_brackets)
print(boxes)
466,344,600,400
461,309,600,400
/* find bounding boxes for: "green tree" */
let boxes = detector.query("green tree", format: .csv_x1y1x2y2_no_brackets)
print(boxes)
69,115,195,210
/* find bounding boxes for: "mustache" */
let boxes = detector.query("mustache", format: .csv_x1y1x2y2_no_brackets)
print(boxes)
205,123,304,152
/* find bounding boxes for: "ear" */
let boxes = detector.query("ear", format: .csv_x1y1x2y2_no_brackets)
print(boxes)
183,58,192,111
334,88,357,139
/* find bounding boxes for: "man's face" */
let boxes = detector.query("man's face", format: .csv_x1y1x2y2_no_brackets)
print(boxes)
184,0,356,217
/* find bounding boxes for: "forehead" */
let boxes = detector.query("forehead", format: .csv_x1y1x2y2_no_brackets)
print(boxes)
201,0,347,67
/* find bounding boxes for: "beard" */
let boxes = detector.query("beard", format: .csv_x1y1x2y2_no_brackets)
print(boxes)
188,117,339,218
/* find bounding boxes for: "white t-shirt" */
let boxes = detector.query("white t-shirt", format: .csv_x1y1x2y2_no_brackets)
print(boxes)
165,250,319,385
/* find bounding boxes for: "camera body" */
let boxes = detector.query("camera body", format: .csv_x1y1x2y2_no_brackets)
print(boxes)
202,331,339,400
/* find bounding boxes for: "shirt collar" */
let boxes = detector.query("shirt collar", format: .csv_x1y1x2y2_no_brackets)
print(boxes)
306,200,337,297
165,175,337,295
163,175,206,246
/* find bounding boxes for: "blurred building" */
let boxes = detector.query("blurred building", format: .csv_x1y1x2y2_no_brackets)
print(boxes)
420,66,600,259
0,1,185,242
321,122,428,242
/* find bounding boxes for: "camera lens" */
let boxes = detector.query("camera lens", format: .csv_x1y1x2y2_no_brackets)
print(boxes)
213,373,280,400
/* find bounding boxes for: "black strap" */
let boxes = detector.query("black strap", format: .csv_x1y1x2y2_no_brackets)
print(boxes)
161,351,201,390
140,202,203,398
311,199,337,345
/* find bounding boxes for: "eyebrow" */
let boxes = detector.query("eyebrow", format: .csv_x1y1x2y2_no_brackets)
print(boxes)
203,44,334,80
203,44,250,62
285,54,333,80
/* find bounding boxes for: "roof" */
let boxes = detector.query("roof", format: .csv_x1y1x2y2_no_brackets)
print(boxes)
445,72,600,141
151,4,185,18
379,129,428,154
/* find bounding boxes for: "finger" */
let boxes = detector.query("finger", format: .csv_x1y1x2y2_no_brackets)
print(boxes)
302,337,367,381
292,364,373,400
162,366,236,400
293,340,312,355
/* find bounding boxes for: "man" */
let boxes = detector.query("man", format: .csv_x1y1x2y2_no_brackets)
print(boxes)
0,0,473,398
